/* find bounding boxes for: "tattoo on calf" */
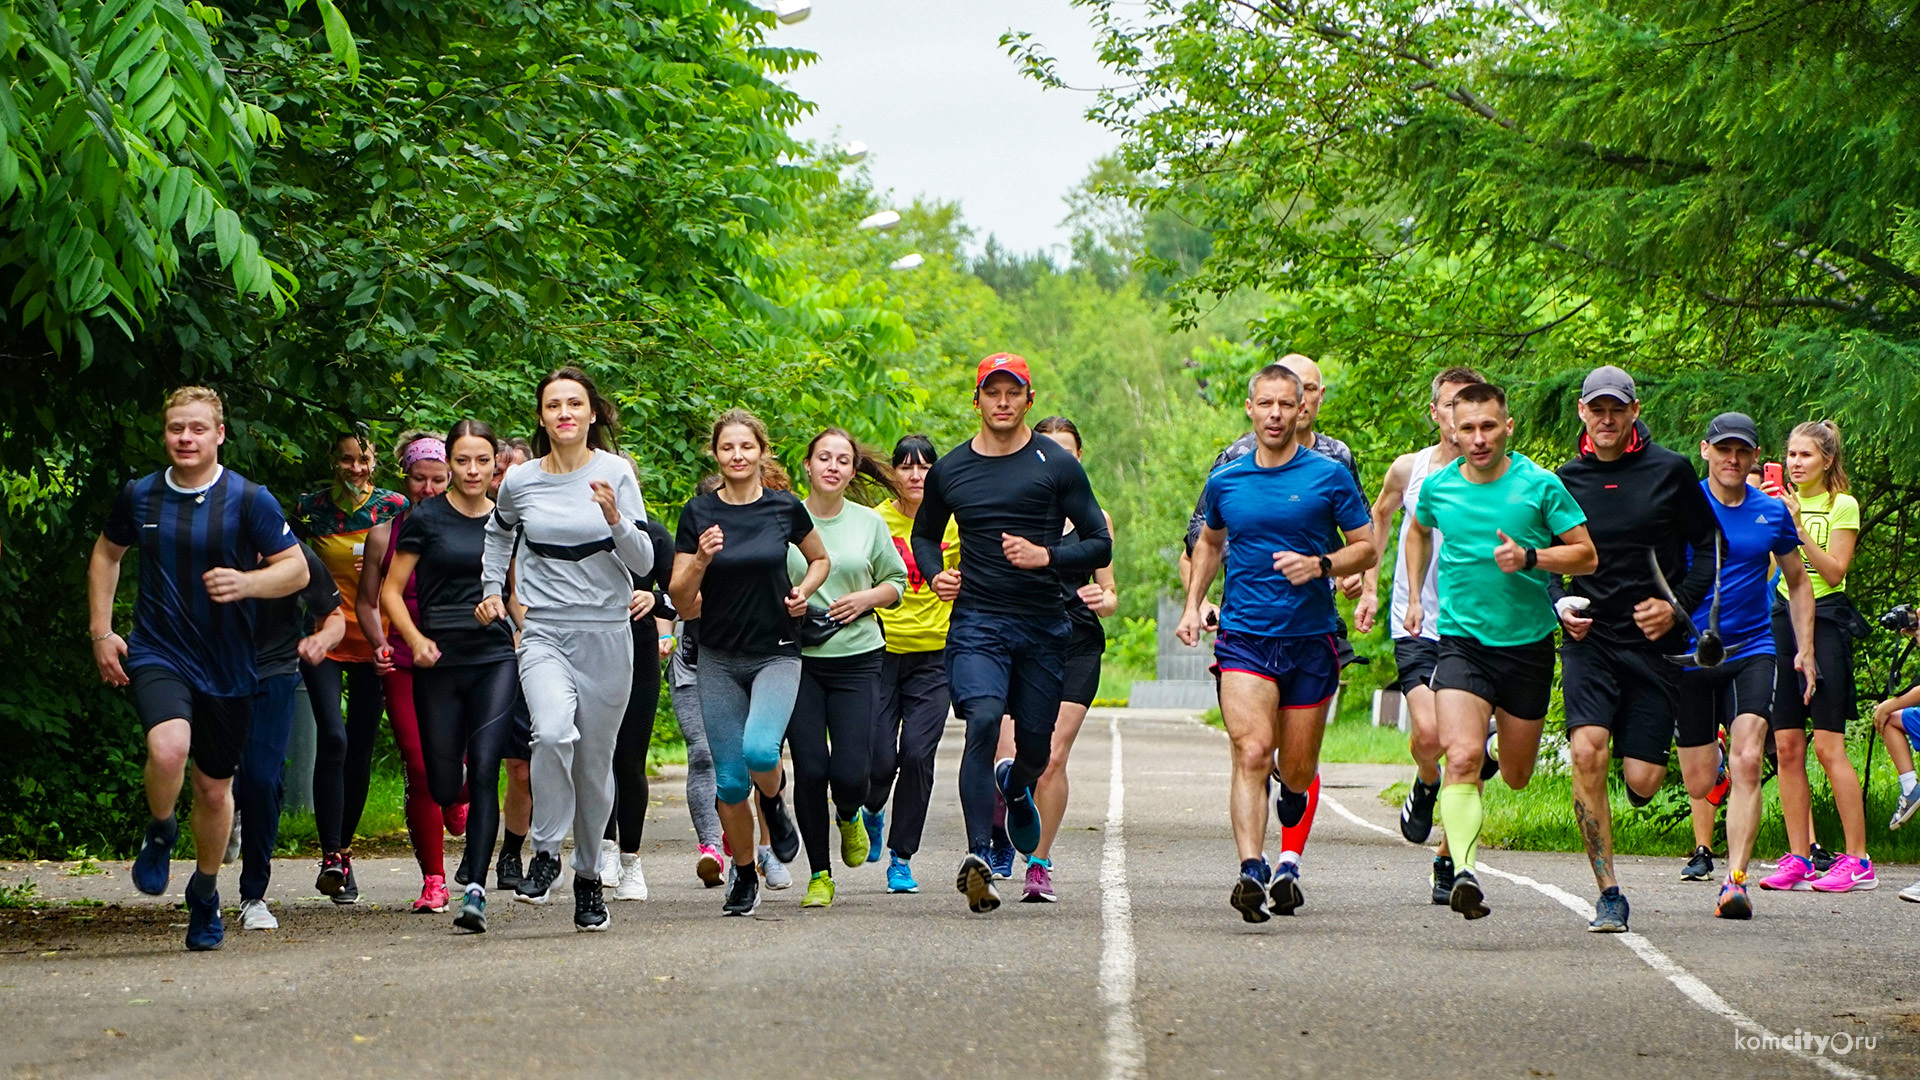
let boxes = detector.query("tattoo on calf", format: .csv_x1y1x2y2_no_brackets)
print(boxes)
1573,796,1613,881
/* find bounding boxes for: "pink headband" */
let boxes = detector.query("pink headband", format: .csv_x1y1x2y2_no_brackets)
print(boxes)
399,437,447,470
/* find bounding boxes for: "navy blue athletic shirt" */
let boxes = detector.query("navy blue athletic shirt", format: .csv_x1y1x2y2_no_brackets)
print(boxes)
103,467,297,697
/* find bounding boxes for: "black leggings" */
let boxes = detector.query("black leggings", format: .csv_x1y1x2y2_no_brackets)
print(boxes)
605,622,664,852
303,658,385,853
415,659,521,880
788,648,882,874
865,649,949,858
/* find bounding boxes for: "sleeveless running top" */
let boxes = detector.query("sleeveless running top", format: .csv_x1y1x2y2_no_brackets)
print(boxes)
1391,446,1443,642
376,511,421,668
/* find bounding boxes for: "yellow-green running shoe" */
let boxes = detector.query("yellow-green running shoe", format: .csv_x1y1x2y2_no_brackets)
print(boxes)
803,870,836,908
837,812,870,867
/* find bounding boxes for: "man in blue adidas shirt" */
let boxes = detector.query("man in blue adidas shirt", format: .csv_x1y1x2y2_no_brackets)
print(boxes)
1176,363,1375,924
88,387,309,951
1674,412,1817,919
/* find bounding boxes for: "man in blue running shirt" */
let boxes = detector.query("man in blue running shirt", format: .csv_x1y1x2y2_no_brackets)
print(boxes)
1176,363,1375,924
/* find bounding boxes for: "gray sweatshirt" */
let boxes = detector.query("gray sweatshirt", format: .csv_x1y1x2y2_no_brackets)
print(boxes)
482,449,652,628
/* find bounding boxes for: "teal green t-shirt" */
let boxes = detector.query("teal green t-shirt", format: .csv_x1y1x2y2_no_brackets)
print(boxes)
786,500,909,658
1413,452,1587,647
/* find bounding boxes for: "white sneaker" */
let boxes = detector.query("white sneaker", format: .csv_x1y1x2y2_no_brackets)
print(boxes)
239,898,278,930
223,814,242,866
614,853,648,901
758,845,793,890
598,839,621,887
1900,878,1920,903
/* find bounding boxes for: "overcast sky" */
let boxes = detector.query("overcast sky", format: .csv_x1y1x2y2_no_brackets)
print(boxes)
776,0,1118,258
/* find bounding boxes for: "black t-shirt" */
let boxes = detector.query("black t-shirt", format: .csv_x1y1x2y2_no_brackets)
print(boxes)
396,494,516,666
253,544,342,679
676,490,815,656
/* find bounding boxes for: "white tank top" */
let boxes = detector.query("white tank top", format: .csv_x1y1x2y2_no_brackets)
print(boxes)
1391,446,1443,641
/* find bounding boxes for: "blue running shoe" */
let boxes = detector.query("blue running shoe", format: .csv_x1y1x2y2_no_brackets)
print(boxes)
996,758,1041,854
185,882,224,951
1268,859,1304,916
988,838,1016,880
864,808,885,864
132,815,177,896
886,853,919,894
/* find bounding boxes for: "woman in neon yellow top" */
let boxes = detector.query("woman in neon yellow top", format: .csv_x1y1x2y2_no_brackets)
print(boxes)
1759,420,1874,893
864,435,960,895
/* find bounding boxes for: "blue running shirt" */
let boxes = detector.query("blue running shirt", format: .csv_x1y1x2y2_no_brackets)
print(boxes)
1201,446,1370,638
1691,481,1801,664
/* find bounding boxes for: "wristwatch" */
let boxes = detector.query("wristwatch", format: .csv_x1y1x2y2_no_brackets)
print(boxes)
1318,555,1334,579
1523,547,1539,570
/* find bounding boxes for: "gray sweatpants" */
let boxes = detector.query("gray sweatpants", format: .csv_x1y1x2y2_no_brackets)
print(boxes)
519,621,633,878
668,649,722,848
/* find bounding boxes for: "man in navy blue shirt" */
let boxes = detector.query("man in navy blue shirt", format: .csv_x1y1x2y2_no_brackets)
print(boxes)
1177,363,1375,923
1674,412,1817,919
88,386,308,951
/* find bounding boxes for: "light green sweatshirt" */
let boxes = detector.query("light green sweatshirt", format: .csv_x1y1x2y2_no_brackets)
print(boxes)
787,499,909,658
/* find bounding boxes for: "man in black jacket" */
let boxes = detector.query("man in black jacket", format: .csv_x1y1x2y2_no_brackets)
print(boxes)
1553,366,1718,933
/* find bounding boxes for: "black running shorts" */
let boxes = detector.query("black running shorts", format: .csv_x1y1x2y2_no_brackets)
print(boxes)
1560,637,1679,766
129,665,251,780
1677,653,1776,748
1392,636,1439,696
1430,634,1555,721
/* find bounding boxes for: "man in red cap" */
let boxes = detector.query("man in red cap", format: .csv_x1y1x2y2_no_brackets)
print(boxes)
910,353,1112,913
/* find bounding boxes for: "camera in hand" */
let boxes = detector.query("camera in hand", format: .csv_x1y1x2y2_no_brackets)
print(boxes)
1880,604,1918,633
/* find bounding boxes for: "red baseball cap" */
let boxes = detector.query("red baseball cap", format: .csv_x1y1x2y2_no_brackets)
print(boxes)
975,352,1032,389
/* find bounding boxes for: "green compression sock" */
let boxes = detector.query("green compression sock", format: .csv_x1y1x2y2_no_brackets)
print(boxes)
1438,783,1484,871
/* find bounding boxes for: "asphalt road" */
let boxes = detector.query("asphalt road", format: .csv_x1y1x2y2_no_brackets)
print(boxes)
4,709,1917,1079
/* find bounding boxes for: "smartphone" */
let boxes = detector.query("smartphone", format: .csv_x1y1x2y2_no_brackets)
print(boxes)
1763,462,1783,491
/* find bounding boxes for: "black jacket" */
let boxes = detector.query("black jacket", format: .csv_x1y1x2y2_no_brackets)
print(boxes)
1552,421,1718,653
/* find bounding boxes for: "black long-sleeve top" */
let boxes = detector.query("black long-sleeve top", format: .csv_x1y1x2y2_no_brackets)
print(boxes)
911,432,1112,618
1551,421,1718,653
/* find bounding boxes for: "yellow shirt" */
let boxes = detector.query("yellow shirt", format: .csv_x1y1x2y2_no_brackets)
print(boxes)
876,499,959,654
1778,491,1858,601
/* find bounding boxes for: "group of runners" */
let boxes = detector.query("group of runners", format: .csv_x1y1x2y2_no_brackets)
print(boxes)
87,350,1919,952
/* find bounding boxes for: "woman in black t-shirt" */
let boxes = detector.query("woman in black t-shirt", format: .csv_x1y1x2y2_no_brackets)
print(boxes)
670,409,830,916
380,420,520,934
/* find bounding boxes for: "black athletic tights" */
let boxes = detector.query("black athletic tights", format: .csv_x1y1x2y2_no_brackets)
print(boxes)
304,658,385,854
788,648,882,875
415,659,520,881
605,620,664,852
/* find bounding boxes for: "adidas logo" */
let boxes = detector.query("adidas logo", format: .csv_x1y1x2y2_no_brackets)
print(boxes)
1755,515,1767,524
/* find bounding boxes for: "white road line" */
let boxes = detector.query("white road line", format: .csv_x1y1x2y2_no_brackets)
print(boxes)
1100,717,1145,1080
1319,794,1875,1080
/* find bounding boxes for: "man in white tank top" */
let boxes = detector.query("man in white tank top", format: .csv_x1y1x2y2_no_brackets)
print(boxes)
1353,367,1485,903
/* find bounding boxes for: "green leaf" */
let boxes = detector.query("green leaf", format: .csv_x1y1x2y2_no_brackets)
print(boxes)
125,50,169,106
156,167,189,229
316,0,360,80
183,184,213,238
212,206,240,267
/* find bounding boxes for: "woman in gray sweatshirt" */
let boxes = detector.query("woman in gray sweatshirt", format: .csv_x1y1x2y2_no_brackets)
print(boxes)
479,366,652,932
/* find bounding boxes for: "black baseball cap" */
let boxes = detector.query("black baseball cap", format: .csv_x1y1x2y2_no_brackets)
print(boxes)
1704,412,1760,448
1579,365,1637,405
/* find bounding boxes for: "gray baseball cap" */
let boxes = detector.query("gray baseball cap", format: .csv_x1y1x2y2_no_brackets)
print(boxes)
1704,412,1760,448
1579,365,1637,405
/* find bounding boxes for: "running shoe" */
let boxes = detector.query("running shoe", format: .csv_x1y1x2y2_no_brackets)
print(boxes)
614,853,647,901
757,777,801,865
722,863,760,916
1481,734,1501,783
132,815,177,896
757,845,794,890
1430,855,1455,906
1588,886,1630,932
697,844,725,889
886,853,919,894
1888,785,1920,831
1268,858,1303,916
1272,779,1308,829
996,758,1041,854
1449,869,1490,921
574,875,609,931
863,808,885,864
184,882,224,952
1899,878,1920,903
1809,842,1836,875
414,874,450,914
333,856,360,905
1758,853,1817,891
1681,846,1715,881
516,851,562,904
837,810,870,868
1231,865,1272,924
1809,854,1877,893
599,839,621,887
956,851,1000,914
494,850,523,894
443,800,468,838
454,887,487,933
1022,856,1056,903
988,838,1016,881
1706,738,1731,808
223,814,242,866
315,850,346,898
454,846,473,888
803,870,836,908
239,898,278,931
1715,874,1752,920
1400,778,1439,844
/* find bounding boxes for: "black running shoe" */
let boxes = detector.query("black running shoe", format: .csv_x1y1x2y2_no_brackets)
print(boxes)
722,863,760,916
758,778,801,865
1588,886,1629,932
1430,855,1455,905
574,875,609,932
1449,869,1490,920
956,851,1000,914
516,851,561,904
1480,735,1501,782
1274,781,1308,828
1681,845,1714,881
454,847,472,888
453,888,487,933
1268,860,1303,916
1809,842,1836,875
495,850,523,894
1231,871,1272,923
332,857,360,905
315,851,346,897
1401,778,1440,843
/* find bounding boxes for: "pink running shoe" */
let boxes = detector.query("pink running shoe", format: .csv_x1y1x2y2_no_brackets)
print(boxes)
1021,857,1056,903
696,844,725,889
414,874,450,913
1809,854,1878,893
443,801,468,837
1758,853,1817,891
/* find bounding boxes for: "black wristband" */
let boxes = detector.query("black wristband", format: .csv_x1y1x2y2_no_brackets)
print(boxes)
1524,546,1538,570
1318,554,1334,579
